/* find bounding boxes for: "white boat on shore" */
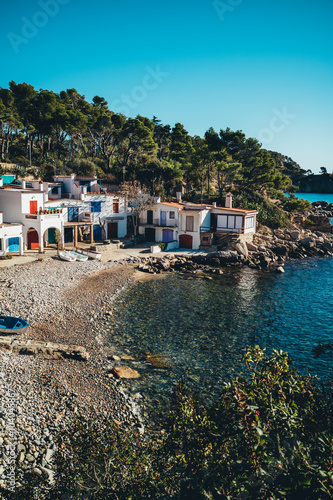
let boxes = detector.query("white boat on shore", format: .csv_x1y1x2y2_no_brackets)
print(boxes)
66,250,88,262
59,251,76,262
72,246,102,260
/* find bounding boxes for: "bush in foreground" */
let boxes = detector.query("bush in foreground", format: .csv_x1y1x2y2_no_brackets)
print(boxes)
2,347,333,499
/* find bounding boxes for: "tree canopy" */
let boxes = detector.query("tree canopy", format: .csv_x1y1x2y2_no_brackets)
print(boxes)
0,81,306,204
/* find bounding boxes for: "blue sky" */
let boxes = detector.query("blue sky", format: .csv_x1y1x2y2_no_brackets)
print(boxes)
1,0,332,173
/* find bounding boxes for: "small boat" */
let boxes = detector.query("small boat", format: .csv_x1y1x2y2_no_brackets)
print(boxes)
59,251,76,262
0,315,29,334
72,246,102,260
66,250,88,262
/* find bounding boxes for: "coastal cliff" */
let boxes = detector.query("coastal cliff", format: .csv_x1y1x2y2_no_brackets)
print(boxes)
297,173,333,193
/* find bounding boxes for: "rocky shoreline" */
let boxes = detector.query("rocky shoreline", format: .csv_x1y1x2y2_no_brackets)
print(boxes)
1,216,333,490
136,225,333,275
0,258,142,488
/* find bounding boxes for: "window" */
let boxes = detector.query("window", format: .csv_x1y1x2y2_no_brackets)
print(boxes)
113,201,119,214
235,216,243,229
227,216,235,229
217,215,228,228
169,211,175,219
186,216,194,232
245,216,255,229
91,201,101,213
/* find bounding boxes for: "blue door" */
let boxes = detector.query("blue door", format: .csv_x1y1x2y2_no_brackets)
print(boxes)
93,225,102,241
162,229,173,243
160,211,167,226
8,237,19,252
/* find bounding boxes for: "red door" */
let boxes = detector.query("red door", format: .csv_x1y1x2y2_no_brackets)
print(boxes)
30,200,37,215
179,234,193,249
27,230,39,249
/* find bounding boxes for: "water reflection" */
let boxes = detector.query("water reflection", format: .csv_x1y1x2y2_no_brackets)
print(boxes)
107,258,333,416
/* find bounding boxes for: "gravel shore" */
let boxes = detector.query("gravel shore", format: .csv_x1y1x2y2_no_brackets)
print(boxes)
0,257,141,485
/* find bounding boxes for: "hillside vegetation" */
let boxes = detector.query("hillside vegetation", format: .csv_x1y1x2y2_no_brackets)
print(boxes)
0,81,313,225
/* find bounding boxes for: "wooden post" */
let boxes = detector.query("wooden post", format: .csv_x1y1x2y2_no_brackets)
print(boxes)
74,226,78,247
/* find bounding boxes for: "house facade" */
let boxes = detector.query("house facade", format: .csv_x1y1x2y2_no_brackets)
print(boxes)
138,202,180,244
0,212,24,255
0,186,65,252
138,194,258,250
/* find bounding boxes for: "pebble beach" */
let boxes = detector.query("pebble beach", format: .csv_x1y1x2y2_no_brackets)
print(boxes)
0,256,141,485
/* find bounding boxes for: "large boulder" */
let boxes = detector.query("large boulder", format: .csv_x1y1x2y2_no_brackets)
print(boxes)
246,242,258,252
289,229,300,241
231,240,249,258
300,237,316,248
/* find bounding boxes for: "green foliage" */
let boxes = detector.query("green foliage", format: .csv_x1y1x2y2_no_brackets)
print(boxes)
282,194,312,212
158,242,167,251
0,82,301,202
4,347,333,500
233,191,291,229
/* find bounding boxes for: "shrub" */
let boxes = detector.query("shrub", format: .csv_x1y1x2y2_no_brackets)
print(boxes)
3,347,333,499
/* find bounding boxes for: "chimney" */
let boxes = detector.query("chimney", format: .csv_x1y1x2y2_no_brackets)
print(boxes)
80,186,87,200
176,192,182,202
0,212,3,224
225,193,233,209
0,178,3,188
21,180,26,189
39,182,44,192
212,202,217,208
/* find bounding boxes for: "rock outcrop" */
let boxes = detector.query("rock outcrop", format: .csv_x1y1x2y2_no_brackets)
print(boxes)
0,337,89,360
135,224,333,274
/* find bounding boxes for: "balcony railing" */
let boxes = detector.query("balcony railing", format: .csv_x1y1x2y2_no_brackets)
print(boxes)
25,209,64,221
140,218,178,227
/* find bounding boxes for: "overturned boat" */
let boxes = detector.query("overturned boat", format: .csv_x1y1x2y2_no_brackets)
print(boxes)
0,316,29,334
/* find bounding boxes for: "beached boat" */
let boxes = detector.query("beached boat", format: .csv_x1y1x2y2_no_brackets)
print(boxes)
72,246,102,260
66,250,88,262
59,251,76,262
0,315,29,334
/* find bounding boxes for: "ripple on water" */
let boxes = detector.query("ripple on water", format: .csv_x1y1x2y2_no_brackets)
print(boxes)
106,258,333,415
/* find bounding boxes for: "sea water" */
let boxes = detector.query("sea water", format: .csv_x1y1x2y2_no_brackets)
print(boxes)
107,258,333,416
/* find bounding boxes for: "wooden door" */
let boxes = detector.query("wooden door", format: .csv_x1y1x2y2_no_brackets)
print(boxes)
160,211,167,226
163,229,173,243
147,210,153,224
145,228,156,242
186,216,194,232
108,222,118,239
179,234,193,249
27,230,39,249
30,200,37,214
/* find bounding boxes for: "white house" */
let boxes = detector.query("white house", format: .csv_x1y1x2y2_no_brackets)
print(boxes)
84,193,128,240
138,193,258,250
138,202,180,244
45,191,128,246
0,212,24,255
0,185,65,252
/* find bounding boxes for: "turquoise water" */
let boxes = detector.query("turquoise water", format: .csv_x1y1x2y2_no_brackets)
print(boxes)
108,258,333,414
289,192,333,204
